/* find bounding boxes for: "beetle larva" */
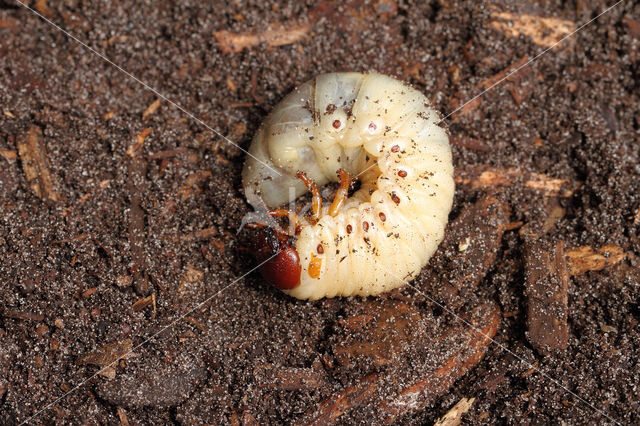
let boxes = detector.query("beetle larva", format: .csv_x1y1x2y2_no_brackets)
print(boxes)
243,72,454,300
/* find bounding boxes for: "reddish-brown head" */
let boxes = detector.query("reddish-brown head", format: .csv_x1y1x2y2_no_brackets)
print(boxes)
253,229,301,290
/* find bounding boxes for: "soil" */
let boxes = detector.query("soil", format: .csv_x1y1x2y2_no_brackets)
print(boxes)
1,0,639,424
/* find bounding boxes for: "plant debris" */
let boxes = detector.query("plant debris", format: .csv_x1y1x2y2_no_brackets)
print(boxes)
434,397,476,426
1,0,638,424
565,245,628,276
16,126,60,201
455,165,577,197
524,239,569,355
487,9,575,48
214,23,310,54
78,339,136,379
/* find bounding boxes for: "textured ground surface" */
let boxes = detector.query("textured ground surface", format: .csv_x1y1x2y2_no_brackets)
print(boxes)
1,0,639,424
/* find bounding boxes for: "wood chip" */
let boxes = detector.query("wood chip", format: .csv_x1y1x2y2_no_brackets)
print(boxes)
52,234,90,244
126,128,151,157
142,98,162,120
178,264,204,293
17,126,60,201
565,245,627,276
215,23,310,54
180,227,218,242
488,9,575,48
304,303,500,424
2,310,44,322
476,56,528,90
226,76,238,92
178,170,212,201
452,96,482,120
333,301,423,368
147,147,189,160
425,195,509,306
434,397,476,426
0,149,17,160
34,0,54,18
0,18,19,33
116,275,133,287
379,303,500,423
184,316,206,332
524,240,569,355
229,122,247,140
450,135,490,151
520,360,538,378
117,407,130,426
132,293,156,313
623,17,640,38
229,102,254,109
300,373,378,425
127,130,150,295
81,287,98,298
519,198,565,240
254,365,328,391
78,339,136,378
505,221,524,231
455,165,577,197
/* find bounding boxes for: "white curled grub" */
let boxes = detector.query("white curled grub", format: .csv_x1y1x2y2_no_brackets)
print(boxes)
243,72,454,300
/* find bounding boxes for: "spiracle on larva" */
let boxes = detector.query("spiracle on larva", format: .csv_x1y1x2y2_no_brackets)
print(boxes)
242,72,455,300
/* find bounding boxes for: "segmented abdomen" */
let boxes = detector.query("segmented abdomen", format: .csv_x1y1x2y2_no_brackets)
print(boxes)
243,72,454,300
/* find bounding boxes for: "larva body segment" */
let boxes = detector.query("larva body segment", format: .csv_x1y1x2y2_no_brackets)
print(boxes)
243,72,454,300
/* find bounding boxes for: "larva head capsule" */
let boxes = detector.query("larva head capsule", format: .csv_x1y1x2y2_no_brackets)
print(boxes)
253,228,301,290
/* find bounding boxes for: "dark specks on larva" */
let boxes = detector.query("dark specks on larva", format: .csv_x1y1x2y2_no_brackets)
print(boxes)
242,72,454,299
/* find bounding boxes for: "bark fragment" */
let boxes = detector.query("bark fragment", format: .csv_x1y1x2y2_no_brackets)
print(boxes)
215,23,310,54
78,339,136,379
487,10,575,48
476,57,528,90
425,194,509,306
142,98,161,120
379,304,500,423
300,374,378,425
303,303,500,424
565,245,627,276
2,310,44,322
332,300,424,369
17,126,60,201
455,165,577,197
254,365,328,391
450,135,490,151
524,240,569,355
434,397,476,426
127,129,150,295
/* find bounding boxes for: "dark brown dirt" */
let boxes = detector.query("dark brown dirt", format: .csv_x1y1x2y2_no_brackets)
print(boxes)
1,0,639,424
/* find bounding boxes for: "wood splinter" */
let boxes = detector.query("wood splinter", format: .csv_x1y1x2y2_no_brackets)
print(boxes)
215,23,310,54
524,239,569,355
455,165,577,198
17,125,60,202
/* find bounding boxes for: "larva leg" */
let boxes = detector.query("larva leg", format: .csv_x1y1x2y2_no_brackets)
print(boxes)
329,169,351,217
267,209,302,236
242,72,455,300
296,171,322,224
